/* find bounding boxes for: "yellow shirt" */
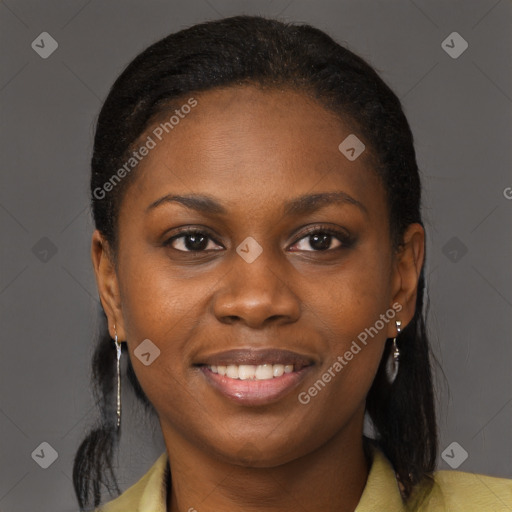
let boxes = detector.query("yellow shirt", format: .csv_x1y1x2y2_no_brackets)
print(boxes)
96,447,512,511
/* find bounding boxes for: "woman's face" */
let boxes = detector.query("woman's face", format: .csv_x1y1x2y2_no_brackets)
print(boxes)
94,85,423,467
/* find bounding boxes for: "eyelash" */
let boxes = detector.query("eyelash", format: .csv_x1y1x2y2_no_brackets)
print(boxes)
163,225,354,253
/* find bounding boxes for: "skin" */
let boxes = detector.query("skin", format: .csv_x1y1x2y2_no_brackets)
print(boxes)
91,85,424,512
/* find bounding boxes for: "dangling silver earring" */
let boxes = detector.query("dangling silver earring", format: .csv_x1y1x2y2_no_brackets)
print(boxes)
386,320,401,384
113,324,122,429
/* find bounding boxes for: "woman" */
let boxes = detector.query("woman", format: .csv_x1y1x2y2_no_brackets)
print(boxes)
73,15,511,512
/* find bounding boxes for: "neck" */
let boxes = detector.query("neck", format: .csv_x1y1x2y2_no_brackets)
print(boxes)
163,422,370,512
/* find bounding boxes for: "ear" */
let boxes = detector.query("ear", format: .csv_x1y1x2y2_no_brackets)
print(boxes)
387,223,425,337
91,229,126,341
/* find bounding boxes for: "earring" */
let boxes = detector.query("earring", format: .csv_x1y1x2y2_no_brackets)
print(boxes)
113,324,122,429
385,320,401,384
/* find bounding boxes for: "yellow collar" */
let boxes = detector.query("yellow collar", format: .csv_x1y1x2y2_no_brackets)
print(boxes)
100,446,407,511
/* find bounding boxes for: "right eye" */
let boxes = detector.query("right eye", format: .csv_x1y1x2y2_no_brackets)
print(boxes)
163,229,224,252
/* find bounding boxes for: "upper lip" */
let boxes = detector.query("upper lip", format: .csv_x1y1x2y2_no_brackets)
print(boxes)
197,348,315,370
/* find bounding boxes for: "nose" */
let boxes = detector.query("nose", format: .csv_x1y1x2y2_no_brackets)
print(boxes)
212,248,301,329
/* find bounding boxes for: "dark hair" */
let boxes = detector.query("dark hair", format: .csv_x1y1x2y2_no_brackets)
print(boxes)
73,14,437,510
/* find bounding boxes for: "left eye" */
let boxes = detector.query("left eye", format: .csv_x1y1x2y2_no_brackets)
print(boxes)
290,229,347,252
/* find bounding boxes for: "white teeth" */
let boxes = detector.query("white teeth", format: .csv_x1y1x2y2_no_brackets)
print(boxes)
208,363,296,380
238,365,256,380
255,364,273,380
273,364,284,377
226,365,239,379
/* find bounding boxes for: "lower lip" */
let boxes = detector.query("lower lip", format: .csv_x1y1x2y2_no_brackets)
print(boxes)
199,365,313,406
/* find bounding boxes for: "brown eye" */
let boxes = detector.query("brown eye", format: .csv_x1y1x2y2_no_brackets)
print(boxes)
289,227,353,252
164,230,223,252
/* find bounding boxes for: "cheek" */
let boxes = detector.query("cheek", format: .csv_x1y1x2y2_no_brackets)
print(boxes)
302,239,393,398
294,286,390,447
116,257,208,397
119,252,206,336
313,241,393,340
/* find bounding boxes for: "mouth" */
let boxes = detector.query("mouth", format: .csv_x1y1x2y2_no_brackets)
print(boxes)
196,348,315,406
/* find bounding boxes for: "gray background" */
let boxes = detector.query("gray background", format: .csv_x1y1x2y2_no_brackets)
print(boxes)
1,1,511,511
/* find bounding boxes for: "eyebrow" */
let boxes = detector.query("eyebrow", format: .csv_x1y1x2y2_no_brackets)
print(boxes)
145,191,367,217
283,191,367,217
146,194,227,215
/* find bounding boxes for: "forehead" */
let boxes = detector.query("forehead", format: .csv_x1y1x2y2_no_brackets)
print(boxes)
120,85,385,221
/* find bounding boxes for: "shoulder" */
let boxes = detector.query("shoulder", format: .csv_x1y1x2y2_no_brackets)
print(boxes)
413,469,512,511
95,479,145,512
95,452,169,512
